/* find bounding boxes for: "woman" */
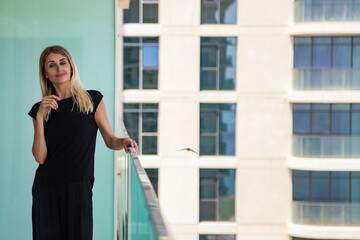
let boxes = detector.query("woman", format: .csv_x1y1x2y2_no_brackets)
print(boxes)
28,45,138,240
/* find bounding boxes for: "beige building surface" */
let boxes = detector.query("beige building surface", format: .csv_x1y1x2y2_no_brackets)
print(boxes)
117,0,360,239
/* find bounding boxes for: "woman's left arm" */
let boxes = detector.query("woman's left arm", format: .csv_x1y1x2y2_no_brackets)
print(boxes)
95,99,139,154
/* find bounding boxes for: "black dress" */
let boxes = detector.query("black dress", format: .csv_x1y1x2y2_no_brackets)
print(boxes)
28,90,103,240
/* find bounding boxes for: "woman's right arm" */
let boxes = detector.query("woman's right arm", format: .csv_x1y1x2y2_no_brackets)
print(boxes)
31,95,60,164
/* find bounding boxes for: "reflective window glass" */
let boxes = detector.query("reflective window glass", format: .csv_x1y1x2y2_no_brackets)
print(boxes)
201,0,237,24
200,103,236,155
200,37,236,90
200,235,236,240
124,37,158,89
145,168,158,196
200,169,235,221
123,103,158,155
124,0,158,23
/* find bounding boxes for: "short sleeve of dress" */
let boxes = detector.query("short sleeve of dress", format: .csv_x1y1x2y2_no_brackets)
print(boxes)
28,102,41,120
88,90,103,113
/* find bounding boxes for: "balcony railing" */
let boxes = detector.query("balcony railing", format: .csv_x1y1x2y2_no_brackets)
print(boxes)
292,201,360,226
116,126,169,240
293,68,360,90
295,0,360,22
293,135,360,158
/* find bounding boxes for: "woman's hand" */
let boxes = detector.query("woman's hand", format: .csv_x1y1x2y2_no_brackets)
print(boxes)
122,137,139,154
36,95,61,120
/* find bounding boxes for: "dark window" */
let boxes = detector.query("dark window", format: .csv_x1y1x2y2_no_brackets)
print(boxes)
200,37,236,90
124,37,158,89
292,170,360,203
200,234,236,240
123,103,158,155
145,168,158,196
293,36,360,90
200,169,236,221
201,0,237,24
293,103,359,135
124,0,158,23
200,103,236,155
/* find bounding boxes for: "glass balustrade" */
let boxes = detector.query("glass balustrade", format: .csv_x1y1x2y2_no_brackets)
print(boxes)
116,128,169,240
293,68,360,90
295,0,360,22
292,201,360,225
293,135,360,158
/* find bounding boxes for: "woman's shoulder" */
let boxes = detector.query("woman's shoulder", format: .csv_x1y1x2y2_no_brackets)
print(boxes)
87,89,102,98
28,101,41,119
87,90,103,108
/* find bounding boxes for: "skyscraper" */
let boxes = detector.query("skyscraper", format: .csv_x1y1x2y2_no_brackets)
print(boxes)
119,0,360,239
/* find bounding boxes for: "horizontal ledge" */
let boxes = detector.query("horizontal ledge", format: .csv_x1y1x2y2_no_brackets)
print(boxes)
288,222,360,239
288,91,360,103
288,156,360,171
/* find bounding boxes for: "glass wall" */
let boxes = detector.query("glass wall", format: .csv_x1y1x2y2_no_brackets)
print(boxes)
123,103,159,155
293,37,360,90
200,103,236,155
292,170,360,225
123,37,159,89
0,0,115,239
293,103,360,157
124,0,159,23
199,169,236,221
200,37,237,90
201,0,237,24
295,0,360,22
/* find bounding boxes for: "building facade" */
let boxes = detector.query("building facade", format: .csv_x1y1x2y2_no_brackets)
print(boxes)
118,0,360,239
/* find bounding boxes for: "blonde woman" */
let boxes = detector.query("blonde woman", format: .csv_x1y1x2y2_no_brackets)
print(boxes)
28,45,138,240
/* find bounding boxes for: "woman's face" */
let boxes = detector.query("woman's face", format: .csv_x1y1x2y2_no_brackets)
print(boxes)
44,53,72,86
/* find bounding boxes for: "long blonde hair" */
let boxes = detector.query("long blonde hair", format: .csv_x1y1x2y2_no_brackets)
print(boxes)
39,45,93,121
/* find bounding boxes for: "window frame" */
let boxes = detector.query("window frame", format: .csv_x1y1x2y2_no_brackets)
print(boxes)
123,37,159,90
123,103,159,155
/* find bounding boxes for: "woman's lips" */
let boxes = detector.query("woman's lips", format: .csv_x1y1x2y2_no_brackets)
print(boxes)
55,73,65,77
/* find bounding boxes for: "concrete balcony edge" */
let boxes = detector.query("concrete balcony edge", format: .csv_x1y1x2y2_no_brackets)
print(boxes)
287,156,360,171
288,222,360,239
288,91,360,103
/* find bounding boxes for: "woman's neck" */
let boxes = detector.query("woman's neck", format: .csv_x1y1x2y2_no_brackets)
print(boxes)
53,84,72,100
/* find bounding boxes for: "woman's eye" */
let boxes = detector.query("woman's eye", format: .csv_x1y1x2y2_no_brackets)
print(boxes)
60,62,67,65
49,64,54,68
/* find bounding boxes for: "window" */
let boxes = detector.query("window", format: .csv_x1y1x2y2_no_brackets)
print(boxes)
200,235,236,240
123,37,159,89
292,170,360,203
145,168,158,196
200,103,236,155
293,104,360,135
200,37,236,90
293,104,360,157
200,169,235,221
201,0,237,24
123,0,158,23
293,37,360,90
123,103,158,155
294,0,360,22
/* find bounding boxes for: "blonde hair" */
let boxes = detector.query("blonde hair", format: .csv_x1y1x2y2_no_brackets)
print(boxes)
39,45,93,121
